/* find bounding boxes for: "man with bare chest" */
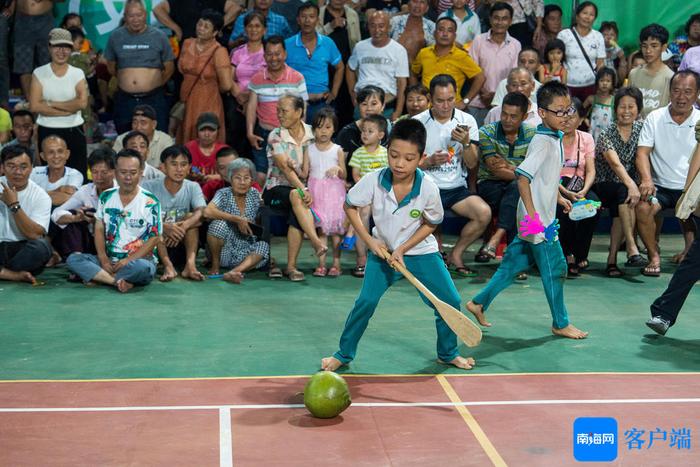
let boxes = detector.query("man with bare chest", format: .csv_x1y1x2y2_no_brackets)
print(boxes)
389,0,435,64
13,0,63,102
104,0,174,134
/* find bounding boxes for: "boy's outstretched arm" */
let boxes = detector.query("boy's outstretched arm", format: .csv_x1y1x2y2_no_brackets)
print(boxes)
517,174,536,217
344,203,387,256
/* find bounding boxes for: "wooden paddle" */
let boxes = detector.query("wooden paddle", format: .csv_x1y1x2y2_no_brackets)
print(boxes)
380,248,482,347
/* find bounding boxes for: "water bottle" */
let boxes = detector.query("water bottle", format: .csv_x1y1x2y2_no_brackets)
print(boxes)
648,195,659,205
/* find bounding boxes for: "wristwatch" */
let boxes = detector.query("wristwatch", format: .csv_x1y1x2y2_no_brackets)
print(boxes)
463,97,471,105
9,203,21,214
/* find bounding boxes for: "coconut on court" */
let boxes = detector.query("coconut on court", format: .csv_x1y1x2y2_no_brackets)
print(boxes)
304,371,352,418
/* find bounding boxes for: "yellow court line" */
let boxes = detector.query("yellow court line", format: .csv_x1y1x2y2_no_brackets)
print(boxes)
0,371,699,384
436,375,508,467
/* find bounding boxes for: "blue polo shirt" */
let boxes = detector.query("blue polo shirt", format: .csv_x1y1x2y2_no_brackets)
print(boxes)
284,33,342,95
229,10,292,42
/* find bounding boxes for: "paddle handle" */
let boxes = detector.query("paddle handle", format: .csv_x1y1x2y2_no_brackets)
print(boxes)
379,248,440,303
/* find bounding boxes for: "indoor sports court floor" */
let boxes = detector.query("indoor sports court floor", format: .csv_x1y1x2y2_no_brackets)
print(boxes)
1,235,699,466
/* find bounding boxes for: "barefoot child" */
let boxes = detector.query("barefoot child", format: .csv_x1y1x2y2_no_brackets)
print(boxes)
304,108,347,277
322,119,476,371
466,81,588,340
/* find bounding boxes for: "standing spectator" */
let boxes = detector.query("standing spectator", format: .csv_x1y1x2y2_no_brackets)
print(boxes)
468,2,521,126
228,0,292,48
600,21,627,82
636,71,700,277
104,0,175,134
532,4,562,58
65,149,162,293
438,0,481,46
177,10,232,144
319,0,361,60
411,17,485,110
347,11,409,121
0,0,15,109
153,0,240,42
629,24,674,118
668,13,700,69
0,145,52,284
113,105,175,168
186,113,229,184
285,4,344,124
390,0,435,64
485,67,541,126
679,45,700,78
505,0,543,48
246,36,308,185
12,0,56,103
29,28,89,179
583,67,616,143
556,1,604,102
271,0,305,35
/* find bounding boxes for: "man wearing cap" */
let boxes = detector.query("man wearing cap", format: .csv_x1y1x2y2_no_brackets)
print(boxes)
104,0,175,134
185,113,229,185
113,105,175,168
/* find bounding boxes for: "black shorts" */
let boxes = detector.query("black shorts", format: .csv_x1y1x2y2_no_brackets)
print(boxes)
655,186,684,210
439,186,473,210
262,185,301,230
593,182,628,217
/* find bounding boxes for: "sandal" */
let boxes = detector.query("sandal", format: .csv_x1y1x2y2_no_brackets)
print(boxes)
450,265,478,278
327,266,342,277
313,266,328,277
515,272,528,281
567,264,580,277
268,265,283,279
352,265,366,278
641,264,661,277
577,259,589,270
605,264,623,278
474,245,496,263
624,254,648,267
285,269,306,281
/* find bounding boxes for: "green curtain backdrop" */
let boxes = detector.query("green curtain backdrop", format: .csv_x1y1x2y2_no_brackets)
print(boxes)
547,0,698,51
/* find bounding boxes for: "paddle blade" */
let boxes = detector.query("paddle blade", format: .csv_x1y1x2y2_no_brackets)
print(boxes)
435,300,482,347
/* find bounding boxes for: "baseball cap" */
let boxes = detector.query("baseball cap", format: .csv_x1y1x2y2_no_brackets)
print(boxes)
197,112,220,131
132,104,157,120
48,28,74,47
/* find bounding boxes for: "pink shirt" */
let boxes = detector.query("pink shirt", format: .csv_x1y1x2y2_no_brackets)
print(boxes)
468,31,521,109
561,130,595,180
230,44,265,91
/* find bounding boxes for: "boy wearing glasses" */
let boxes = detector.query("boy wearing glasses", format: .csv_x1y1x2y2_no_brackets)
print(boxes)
466,81,588,340
142,145,207,281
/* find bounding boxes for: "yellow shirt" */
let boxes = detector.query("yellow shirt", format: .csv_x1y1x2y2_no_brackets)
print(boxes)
411,44,482,93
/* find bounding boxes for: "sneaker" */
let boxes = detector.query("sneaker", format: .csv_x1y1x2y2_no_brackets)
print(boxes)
645,316,670,336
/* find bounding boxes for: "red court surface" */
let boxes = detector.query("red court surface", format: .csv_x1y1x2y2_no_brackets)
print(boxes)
1,373,698,466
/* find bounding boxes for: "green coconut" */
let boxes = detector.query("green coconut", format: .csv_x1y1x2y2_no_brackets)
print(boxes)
303,371,352,418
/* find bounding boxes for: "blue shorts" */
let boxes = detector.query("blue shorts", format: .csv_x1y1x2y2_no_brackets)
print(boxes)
655,186,684,210
439,186,473,210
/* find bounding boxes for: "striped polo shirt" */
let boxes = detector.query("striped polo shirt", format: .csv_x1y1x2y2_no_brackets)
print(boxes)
248,65,308,129
478,121,536,181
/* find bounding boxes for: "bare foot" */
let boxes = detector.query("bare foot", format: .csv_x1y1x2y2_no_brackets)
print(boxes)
46,251,62,268
465,301,492,327
115,279,134,293
321,356,344,371
671,252,687,264
552,324,588,339
438,356,476,370
223,271,244,284
0,268,36,284
159,266,177,282
182,266,205,281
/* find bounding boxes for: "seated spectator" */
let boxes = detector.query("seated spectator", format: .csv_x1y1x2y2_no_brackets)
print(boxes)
228,0,292,48
285,4,344,124
476,92,536,263
186,113,229,185
629,24,674,118
668,13,700,69
52,147,117,259
247,35,308,185
404,84,431,118
122,130,165,182
411,17,485,110
203,147,243,202
492,47,541,107
636,71,700,276
414,74,491,275
600,21,627,82
113,105,175,168
66,149,161,293
143,145,207,282
262,94,328,281
347,11,409,121
205,158,270,284
0,145,53,284
2,111,38,162
485,68,542,126
532,4,562,58
390,0,435,64
556,97,599,277
30,135,83,208
591,87,646,276
438,0,481,46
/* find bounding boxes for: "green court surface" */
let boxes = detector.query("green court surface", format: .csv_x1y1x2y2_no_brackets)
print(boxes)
1,235,698,381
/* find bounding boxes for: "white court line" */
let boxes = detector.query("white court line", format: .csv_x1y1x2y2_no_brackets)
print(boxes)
219,408,232,467
2,398,700,413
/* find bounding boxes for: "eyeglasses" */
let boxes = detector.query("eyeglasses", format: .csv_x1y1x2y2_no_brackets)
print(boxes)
541,106,577,117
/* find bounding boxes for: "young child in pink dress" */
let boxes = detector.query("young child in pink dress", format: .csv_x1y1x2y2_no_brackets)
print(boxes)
304,108,347,277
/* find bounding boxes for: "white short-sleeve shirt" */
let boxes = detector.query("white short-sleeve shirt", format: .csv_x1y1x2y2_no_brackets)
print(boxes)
30,166,84,191
0,178,52,241
346,168,442,255
347,38,410,96
32,63,86,128
637,105,700,190
514,128,564,244
557,28,605,87
413,108,478,190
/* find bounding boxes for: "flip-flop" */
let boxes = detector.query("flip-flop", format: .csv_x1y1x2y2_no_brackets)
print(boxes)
641,265,661,277
605,264,623,277
313,266,328,277
624,254,648,267
450,265,478,278
474,245,496,263
327,266,342,277
268,266,283,279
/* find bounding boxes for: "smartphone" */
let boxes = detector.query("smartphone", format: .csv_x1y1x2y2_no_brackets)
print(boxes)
457,124,470,132
83,207,97,216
